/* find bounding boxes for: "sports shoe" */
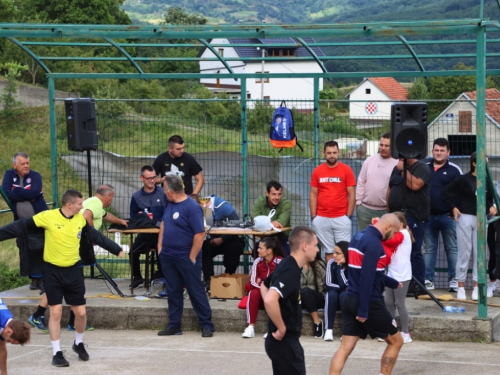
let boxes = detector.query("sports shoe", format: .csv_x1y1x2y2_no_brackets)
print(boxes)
378,337,385,342
472,286,478,301
242,325,255,338
129,278,144,289
313,320,324,338
72,341,89,361
67,324,94,331
424,280,435,290
202,328,213,337
324,329,334,341
449,279,458,292
29,314,49,333
263,332,268,339
52,351,69,367
158,326,182,336
29,279,40,290
457,287,466,300
401,332,412,344
487,284,495,298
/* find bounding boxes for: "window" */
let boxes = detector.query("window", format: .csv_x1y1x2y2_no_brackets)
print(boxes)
365,88,371,94
247,93,251,99
459,111,472,132
218,48,224,56
448,135,476,156
256,71,270,83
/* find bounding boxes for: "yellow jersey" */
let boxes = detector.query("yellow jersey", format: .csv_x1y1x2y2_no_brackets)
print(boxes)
33,209,86,267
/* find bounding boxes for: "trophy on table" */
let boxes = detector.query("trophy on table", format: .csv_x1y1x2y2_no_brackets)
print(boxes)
198,196,211,229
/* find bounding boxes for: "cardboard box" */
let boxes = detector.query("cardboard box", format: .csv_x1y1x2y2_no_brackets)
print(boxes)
210,273,249,299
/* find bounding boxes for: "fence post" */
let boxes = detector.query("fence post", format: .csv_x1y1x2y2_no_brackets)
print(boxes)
475,25,488,320
48,78,58,207
314,77,320,165
240,78,251,273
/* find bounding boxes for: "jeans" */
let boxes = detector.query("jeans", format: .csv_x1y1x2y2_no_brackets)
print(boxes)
406,216,427,284
423,214,458,282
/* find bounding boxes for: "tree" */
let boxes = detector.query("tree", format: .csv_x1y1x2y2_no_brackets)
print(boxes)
407,77,429,100
164,7,207,25
1,62,27,117
319,88,339,109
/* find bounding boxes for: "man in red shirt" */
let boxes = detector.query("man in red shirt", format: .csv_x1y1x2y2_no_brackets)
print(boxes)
310,141,356,262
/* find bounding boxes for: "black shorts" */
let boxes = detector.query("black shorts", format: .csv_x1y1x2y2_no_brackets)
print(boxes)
265,333,305,375
44,262,86,306
341,293,398,339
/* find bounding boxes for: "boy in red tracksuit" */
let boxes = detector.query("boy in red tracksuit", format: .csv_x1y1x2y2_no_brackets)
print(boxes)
242,237,284,338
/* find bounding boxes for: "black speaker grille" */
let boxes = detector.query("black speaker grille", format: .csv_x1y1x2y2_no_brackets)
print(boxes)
395,127,426,159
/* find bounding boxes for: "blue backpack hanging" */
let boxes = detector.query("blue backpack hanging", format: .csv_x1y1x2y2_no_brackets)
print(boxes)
270,101,303,152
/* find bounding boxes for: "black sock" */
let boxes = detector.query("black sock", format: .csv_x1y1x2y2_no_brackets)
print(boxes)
33,305,47,318
68,310,75,326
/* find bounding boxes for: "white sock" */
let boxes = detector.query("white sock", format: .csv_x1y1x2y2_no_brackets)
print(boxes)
75,332,84,345
51,340,61,356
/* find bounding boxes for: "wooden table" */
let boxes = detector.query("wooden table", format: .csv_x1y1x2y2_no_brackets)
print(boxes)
108,228,160,295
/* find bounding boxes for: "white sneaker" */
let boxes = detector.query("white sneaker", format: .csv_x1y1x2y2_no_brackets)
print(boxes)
449,279,458,292
324,329,334,341
487,284,495,298
457,287,466,300
472,286,478,301
424,280,435,290
242,325,255,338
401,332,412,343
263,332,268,339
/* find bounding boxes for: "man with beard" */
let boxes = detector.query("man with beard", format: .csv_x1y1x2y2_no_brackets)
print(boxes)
330,213,403,375
423,138,462,292
252,180,291,256
356,133,398,230
310,141,356,262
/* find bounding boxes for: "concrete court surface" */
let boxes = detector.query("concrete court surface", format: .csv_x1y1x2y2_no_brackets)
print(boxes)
5,329,500,375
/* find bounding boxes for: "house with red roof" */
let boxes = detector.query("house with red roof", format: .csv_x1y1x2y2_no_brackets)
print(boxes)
427,88,500,156
198,38,324,108
345,77,408,124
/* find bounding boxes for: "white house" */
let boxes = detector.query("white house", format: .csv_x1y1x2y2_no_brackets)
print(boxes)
427,88,500,157
198,38,324,108
346,77,408,124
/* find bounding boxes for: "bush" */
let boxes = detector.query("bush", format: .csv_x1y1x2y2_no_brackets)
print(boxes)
0,262,29,292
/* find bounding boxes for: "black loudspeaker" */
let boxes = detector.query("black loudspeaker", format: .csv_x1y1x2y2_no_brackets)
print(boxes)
390,102,428,159
65,98,98,151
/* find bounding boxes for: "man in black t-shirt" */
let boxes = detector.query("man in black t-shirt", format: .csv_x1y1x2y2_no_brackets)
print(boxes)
387,158,431,285
152,135,204,195
261,226,319,375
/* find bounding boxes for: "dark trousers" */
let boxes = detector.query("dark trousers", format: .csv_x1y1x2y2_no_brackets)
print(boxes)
265,333,305,375
494,221,500,280
201,236,245,281
325,288,346,330
406,216,427,284
130,233,161,280
159,254,214,331
487,221,497,281
300,287,325,314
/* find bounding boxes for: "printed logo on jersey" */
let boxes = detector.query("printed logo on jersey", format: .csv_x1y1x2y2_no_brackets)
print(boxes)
392,319,397,327
55,223,64,230
77,231,82,239
26,178,31,183
279,282,284,288
13,178,17,182
319,177,342,183
166,164,185,179
173,212,180,220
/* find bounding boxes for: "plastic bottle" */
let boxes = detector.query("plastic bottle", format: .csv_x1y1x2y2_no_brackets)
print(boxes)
144,208,153,220
443,306,465,313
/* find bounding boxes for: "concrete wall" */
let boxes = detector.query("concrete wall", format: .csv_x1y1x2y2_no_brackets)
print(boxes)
0,78,79,107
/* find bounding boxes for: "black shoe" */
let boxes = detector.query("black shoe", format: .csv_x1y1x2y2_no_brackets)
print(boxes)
72,341,89,361
129,278,144,289
52,351,69,367
158,327,182,336
314,320,324,338
29,279,40,290
202,328,213,338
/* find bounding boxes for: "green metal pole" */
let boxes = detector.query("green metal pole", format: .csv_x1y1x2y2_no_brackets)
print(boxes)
48,78,59,208
241,78,250,274
475,25,488,320
313,77,320,165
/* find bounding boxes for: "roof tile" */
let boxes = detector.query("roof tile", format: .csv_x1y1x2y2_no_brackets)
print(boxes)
369,77,408,100
464,88,500,125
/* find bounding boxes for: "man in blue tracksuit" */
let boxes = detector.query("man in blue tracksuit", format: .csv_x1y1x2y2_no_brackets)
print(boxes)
193,194,245,286
129,165,167,286
330,214,403,375
157,174,215,338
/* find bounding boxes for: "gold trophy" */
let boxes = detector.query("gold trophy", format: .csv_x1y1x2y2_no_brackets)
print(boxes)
198,196,211,229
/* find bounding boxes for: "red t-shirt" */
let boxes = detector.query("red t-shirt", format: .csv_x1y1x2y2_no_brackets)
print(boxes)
310,162,356,218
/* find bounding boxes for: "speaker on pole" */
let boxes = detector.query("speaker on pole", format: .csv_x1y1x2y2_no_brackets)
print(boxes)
390,102,428,159
65,98,98,151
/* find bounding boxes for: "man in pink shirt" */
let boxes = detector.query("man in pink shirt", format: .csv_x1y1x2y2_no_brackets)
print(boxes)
310,141,356,262
356,133,399,230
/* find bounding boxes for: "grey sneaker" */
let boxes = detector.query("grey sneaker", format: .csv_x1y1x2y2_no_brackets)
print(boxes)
449,279,458,292
424,280,435,290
